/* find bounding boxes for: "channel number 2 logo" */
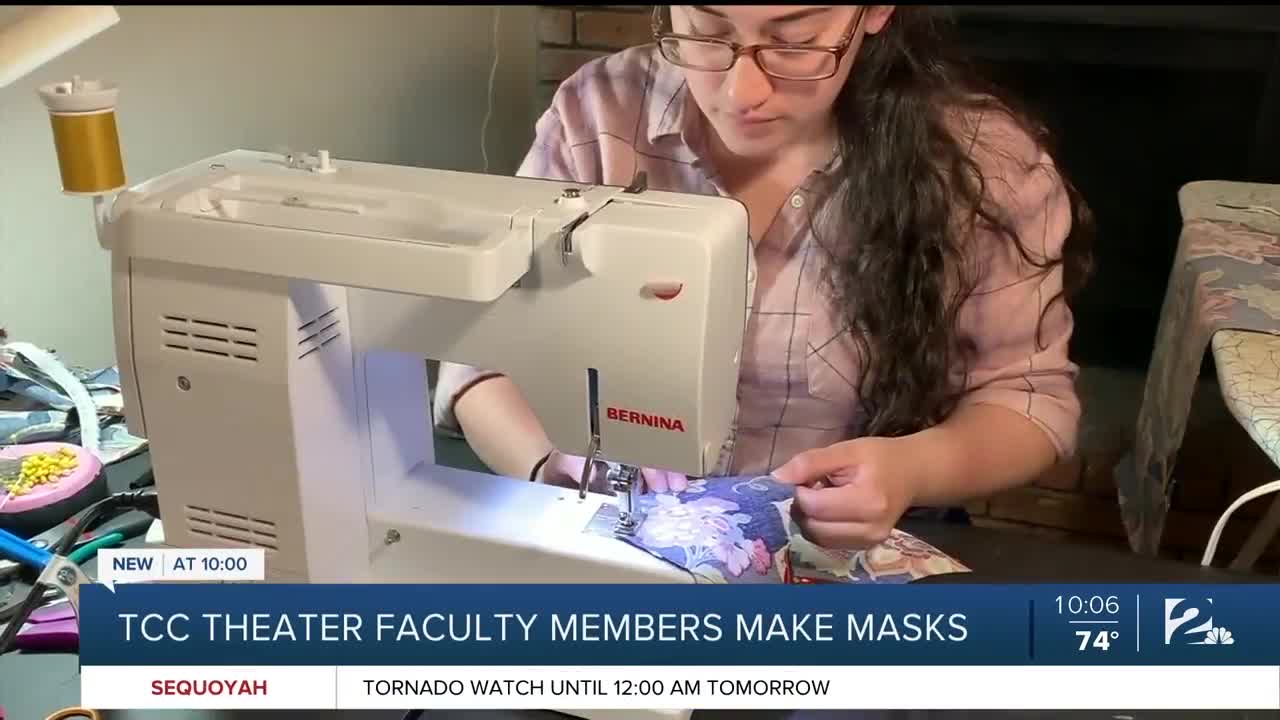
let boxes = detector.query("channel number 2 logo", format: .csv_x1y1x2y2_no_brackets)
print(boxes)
1164,598,1234,645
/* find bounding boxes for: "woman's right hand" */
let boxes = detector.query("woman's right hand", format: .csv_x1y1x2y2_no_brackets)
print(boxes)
537,450,689,494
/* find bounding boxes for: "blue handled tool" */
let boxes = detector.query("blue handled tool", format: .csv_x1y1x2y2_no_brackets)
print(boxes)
0,518,91,655
0,490,158,655
0,525,53,573
0,505,151,580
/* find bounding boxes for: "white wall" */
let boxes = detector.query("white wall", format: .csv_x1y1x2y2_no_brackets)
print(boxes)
0,5,537,367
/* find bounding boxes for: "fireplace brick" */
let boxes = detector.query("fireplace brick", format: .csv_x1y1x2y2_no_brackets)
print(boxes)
538,7,574,47
576,9,649,50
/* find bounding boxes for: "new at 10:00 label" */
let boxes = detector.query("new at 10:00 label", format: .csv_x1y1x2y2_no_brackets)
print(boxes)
97,548,266,584
174,555,251,573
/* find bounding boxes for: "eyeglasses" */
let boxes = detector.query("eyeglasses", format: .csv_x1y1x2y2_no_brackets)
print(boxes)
651,6,866,81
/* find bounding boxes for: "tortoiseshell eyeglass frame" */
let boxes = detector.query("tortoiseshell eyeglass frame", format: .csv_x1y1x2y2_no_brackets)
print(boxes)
651,5,867,81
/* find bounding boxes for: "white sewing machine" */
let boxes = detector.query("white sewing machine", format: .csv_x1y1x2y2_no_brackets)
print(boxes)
99,149,750,596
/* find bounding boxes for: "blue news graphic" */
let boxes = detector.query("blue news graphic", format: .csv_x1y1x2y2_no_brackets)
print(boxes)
1029,588,1275,664
77,583,1280,666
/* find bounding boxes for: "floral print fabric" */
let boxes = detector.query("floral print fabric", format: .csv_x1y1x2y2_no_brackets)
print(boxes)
1117,183,1280,554
593,475,968,584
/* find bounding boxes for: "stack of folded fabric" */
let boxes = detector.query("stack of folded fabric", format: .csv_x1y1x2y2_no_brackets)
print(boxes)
0,340,146,466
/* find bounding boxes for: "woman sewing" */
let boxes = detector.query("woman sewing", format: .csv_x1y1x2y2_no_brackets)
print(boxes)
434,5,1093,550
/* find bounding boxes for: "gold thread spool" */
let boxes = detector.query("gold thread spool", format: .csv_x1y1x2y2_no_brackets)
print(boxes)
38,77,126,196
48,109,124,194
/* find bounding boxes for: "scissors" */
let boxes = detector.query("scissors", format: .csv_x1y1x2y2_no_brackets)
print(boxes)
1,490,159,656
0,506,152,580
1,581,54,620
0,524,91,645
0,523,124,622
45,709,101,720
11,598,78,651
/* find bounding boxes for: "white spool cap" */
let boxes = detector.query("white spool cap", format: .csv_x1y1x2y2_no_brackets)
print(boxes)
38,75,119,113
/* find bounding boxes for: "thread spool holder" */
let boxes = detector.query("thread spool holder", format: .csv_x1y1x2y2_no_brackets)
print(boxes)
37,74,125,246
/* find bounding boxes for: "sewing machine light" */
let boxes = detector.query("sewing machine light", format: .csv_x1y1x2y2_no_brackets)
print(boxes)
0,6,118,90
0,5,123,245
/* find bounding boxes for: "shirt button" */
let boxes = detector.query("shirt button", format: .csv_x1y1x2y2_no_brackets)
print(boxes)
790,194,804,209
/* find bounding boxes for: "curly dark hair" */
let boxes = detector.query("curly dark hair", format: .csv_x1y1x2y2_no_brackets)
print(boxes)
815,6,1095,438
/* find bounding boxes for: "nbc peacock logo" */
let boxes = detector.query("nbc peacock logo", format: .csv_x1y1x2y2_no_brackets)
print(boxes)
1164,597,1235,646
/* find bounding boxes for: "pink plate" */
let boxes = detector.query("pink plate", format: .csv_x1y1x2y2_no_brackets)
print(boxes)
0,442,101,514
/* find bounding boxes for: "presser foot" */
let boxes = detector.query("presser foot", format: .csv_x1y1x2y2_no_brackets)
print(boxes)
606,464,645,536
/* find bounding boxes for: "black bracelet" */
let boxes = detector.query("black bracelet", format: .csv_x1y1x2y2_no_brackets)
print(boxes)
528,451,553,482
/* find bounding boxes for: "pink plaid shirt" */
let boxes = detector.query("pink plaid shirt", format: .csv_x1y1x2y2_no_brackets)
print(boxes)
436,45,1080,476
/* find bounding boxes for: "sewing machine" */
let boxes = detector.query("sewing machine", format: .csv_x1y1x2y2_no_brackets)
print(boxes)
98,149,750,596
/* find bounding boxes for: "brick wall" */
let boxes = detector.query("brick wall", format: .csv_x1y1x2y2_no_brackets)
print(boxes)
536,6,650,111
971,390,1280,572
532,5,1280,573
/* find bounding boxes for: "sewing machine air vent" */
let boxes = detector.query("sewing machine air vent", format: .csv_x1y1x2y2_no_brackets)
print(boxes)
297,307,341,360
161,315,259,362
184,504,279,551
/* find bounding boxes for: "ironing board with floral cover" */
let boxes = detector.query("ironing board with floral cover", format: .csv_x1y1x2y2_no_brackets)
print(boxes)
585,474,969,584
1115,181,1280,555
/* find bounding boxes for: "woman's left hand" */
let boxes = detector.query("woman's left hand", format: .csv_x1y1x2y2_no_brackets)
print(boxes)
772,437,923,550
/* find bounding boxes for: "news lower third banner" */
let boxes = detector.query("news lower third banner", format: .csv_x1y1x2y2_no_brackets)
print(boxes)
76,583,1280,710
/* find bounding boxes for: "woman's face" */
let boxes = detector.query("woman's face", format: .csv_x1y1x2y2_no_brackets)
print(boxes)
667,5,892,160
